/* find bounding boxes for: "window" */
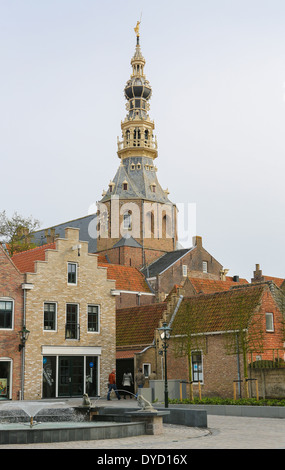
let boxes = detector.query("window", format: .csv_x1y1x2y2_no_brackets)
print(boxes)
65,304,79,339
143,363,151,378
68,263,77,284
44,303,56,331
123,211,132,230
202,261,208,273
88,305,99,332
123,182,128,190
131,163,135,170
182,265,188,277
0,300,13,329
191,351,203,382
266,312,274,332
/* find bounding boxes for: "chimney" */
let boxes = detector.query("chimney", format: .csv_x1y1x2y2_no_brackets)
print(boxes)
192,236,202,249
251,264,264,283
220,268,229,281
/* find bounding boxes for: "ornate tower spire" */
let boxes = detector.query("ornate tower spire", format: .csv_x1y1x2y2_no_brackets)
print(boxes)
97,24,178,268
117,25,157,160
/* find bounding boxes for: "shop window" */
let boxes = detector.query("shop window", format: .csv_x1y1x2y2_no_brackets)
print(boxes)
0,360,12,399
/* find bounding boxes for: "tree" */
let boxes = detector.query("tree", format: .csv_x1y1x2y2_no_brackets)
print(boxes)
0,211,40,255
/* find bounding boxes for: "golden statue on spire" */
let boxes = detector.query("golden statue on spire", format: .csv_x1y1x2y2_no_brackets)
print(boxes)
134,20,140,37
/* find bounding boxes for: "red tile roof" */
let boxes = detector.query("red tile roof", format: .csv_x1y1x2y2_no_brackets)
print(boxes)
188,276,248,294
262,276,284,288
116,303,167,347
11,243,56,273
116,349,143,359
98,263,152,293
172,285,265,336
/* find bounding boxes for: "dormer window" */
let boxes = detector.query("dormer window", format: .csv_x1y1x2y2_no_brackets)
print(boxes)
109,181,115,193
137,163,141,170
150,183,156,193
123,181,128,190
131,163,135,170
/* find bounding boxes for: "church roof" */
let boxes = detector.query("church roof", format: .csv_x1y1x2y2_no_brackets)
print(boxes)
113,235,142,248
31,214,98,253
100,157,171,204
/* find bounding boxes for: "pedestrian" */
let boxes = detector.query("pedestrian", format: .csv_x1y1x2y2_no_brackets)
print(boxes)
107,369,121,400
122,369,133,399
135,367,145,396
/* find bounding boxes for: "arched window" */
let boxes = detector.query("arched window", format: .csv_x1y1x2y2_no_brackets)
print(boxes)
123,211,132,230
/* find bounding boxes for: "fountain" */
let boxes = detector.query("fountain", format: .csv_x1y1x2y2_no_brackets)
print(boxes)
0,397,147,445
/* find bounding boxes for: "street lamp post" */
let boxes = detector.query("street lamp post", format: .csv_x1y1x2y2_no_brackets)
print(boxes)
158,322,172,408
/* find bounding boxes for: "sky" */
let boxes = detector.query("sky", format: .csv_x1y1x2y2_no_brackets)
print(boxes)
1,0,285,280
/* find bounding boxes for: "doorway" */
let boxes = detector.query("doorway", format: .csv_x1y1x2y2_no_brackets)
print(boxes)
58,356,84,397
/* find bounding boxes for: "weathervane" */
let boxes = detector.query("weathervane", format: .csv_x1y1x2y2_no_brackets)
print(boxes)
134,13,142,37
134,20,140,37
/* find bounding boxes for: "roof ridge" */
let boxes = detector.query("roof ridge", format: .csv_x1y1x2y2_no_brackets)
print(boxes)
183,283,265,300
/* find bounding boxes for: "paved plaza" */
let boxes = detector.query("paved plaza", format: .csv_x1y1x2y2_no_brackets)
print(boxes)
0,398,285,449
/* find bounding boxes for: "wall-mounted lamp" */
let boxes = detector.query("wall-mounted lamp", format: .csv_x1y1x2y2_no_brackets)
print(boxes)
72,244,81,256
18,326,30,351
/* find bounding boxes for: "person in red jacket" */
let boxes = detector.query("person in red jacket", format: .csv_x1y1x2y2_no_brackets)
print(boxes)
107,369,121,400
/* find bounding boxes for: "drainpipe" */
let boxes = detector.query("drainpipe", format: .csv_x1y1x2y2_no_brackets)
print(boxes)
21,283,34,400
236,333,241,398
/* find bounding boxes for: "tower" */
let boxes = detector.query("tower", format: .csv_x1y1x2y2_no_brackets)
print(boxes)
96,24,178,268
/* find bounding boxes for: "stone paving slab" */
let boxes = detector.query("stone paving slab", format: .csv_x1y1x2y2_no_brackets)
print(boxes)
1,398,285,449
0,415,285,449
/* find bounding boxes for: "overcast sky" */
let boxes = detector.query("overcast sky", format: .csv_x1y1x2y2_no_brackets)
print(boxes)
1,0,285,280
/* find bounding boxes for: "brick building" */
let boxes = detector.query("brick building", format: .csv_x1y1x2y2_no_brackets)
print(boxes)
141,236,224,300
119,282,285,399
11,227,117,400
0,245,24,400
166,282,285,398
